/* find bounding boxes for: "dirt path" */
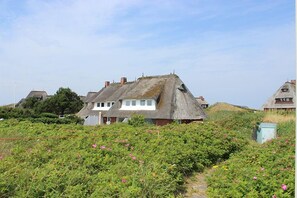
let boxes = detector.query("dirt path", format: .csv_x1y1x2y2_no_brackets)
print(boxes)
183,168,213,198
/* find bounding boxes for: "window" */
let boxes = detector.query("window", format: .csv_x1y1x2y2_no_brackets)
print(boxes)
125,101,130,106
112,102,115,106
97,103,100,107
275,98,293,104
178,84,187,92
281,87,289,92
132,100,136,106
101,102,105,107
147,100,152,106
140,100,145,106
107,102,111,107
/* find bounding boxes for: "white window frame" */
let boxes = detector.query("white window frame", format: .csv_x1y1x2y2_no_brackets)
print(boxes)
147,100,152,106
140,100,145,106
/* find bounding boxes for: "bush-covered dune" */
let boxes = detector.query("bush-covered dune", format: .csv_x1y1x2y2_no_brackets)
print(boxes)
207,120,295,197
0,120,247,197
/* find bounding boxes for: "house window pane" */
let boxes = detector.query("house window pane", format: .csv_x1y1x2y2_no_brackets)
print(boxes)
140,100,145,106
97,103,100,107
147,100,152,106
107,102,111,107
132,100,136,106
126,101,130,106
101,102,105,107
112,102,115,106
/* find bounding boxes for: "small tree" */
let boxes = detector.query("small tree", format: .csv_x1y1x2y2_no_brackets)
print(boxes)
38,88,83,115
22,97,42,109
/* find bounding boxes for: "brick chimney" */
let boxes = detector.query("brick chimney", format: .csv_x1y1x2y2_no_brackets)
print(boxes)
120,77,127,85
105,81,110,87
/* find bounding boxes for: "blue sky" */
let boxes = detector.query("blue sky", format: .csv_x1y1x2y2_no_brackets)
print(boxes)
0,0,295,109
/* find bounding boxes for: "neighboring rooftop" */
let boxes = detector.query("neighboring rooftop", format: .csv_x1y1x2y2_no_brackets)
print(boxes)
262,80,296,111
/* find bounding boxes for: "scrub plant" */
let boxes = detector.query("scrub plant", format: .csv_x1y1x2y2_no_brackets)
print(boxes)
0,120,247,197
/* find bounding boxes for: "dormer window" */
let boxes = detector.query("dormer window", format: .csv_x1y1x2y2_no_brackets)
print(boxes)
120,99,156,110
281,88,288,92
281,86,289,92
93,101,115,110
178,84,187,92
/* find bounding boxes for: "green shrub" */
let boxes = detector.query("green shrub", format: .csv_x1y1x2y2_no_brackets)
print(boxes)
39,112,59,118
0,107,83,125
207,111,264,139
0,107,35,119
0,120,247,197
207,120,295,197
128,114,146,127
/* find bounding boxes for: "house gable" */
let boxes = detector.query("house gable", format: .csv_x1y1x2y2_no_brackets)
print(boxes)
262,80,296,111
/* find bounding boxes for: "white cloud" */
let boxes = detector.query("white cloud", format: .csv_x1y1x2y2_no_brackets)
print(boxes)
0,0,295,108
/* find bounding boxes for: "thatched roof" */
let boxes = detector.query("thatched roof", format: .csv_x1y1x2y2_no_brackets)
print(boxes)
85,92,99,103
77,84,133,118
196,96,208,105
262,81,296,110
92,82,133,103
106,74,206,120
26,91,48,99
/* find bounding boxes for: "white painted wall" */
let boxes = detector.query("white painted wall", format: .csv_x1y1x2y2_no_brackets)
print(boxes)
120,99,156,110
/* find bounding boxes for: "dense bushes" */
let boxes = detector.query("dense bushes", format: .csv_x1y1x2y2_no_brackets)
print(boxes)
207,120,295,197
0,107,34,119
128,114,146,127
0,120,247,197
0,107,83,124
206,110,264,138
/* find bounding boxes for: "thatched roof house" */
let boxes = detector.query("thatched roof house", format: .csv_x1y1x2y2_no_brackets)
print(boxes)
78,74,206,126
262,80,296,111
196,96,209,109
16,90,49,107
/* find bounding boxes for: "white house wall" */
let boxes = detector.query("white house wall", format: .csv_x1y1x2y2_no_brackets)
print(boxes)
120,99,156,110
92,101,114,111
